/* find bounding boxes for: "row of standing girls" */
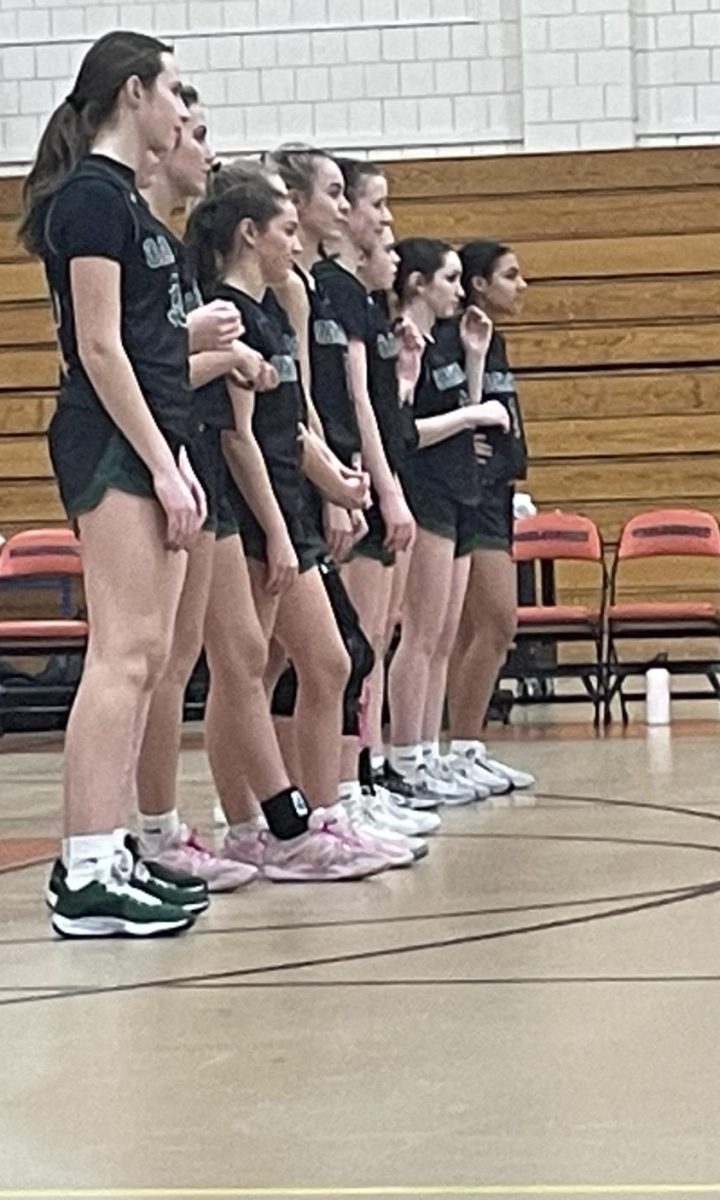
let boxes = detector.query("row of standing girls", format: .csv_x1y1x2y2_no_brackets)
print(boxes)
20,30,534,939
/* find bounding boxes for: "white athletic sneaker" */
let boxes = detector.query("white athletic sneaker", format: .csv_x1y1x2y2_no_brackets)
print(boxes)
335,799,417,868
391,761,475,807
350,791,428,860
213,801,228,829
419,757,477,806
443,750,509,798
380,763,441,811
363,785,441,837
476,743,536,790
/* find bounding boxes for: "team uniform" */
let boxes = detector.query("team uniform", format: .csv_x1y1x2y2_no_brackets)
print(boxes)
39,155,193,519
209,283,326,573
270,267,373,736
312,260,416,567
400,320,479,557
473,329,528,552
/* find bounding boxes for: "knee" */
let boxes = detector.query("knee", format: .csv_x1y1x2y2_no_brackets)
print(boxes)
296,638,351,703
97,624,174,693
486,603,517,657
208,626,268,687
397,619,437,664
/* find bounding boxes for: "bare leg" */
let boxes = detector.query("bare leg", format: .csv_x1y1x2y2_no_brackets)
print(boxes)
137,532,215,817
274,567,350,809
204,540,290,825
64,491,187,836
447,548,517,740
422,554,471,743
388,529,456,748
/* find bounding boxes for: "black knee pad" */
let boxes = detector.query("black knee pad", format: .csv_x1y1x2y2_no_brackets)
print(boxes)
269,560,375,736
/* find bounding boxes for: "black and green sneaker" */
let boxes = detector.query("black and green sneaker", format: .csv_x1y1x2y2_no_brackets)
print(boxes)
124,833,209,897
51,874,195,939
46,858,210,915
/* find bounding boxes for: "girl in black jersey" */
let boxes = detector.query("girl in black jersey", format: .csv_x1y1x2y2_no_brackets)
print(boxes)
386,239,510,804
446,241,536,793
312,158,422,814
185,171,389,881
20,32,204,938
263,146,428,859
134,92,327,888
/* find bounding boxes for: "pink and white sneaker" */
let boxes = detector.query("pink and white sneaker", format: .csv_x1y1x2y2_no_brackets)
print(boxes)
224,815,387,884
146,825,257,893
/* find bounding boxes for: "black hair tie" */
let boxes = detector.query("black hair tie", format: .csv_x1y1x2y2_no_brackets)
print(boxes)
65,92,83,113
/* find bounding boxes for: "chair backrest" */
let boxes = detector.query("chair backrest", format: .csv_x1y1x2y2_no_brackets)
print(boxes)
0,528,83,579
616,508,720,561
513,510,603,564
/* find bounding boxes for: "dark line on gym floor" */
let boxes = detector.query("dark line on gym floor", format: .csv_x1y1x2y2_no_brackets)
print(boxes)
179,973,720,989
436,831,720,856
0,877,716,1011
534,789,720,825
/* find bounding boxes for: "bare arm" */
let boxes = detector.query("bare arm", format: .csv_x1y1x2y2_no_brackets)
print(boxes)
346,338,397,500
221,380,297,593
222,382,286,541
71,258,177,477
346,337,414,552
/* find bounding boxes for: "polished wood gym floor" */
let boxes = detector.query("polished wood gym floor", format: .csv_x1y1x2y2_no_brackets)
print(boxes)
2,718,720,1199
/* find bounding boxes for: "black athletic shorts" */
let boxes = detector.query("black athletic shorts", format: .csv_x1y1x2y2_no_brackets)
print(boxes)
352,487,395,568
48,405,168,519
188,425,238,540
402,473,479,559
472,482,515,552
271,560,374,736
233,482,327,575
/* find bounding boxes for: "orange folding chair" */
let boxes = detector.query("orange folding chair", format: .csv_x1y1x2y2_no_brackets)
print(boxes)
0,528,87,733
605,507,720,723
503,510,607,727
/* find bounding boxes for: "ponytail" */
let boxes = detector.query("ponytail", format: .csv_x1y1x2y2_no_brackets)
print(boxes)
19,30,172,256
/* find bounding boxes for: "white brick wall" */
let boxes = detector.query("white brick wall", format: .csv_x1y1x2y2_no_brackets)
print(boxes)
0,0,719,165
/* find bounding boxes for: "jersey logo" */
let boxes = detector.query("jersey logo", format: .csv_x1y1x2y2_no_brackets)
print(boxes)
432,361,466,391
270,354,298,383
142,234,176,269
314,318,347,348
166,271,187,330
484,370,516,395
376,332,398,361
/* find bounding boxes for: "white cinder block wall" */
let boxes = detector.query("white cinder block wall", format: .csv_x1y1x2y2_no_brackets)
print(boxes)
0,0,719,167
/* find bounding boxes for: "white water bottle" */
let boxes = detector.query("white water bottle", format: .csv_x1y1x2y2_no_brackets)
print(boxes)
646,658,671,726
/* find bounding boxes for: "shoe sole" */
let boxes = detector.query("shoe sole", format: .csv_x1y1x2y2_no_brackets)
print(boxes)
203,870,259,893
51,913,195,938
46,887,210,915
264,862,386,882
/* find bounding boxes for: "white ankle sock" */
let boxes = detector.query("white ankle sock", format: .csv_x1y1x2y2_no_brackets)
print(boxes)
228,815,268,840
451,739,481,758
339,780,362,805
139,809,180,858
62,833,115,890
370,752,385,772
389,744,421,775
422,739,439,760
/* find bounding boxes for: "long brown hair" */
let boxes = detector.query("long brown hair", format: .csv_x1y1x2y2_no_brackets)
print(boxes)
184,165,286,294
20,30,172,255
